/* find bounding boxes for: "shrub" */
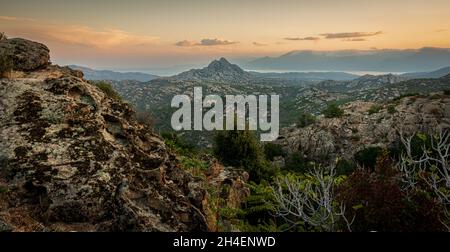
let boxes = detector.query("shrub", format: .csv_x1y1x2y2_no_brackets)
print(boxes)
297,111,316,128
322,103,344,118
263,143,284,161
214,128,276,182
367,105,381,115
238,181,279,231
387,105,396,114
92,81,122,101
394,92,420,101
162,132,197,157
444,89,450,96
335,159,357,176
337,153,446,231
0,32,7,41
353,146,383,170
0,49,14,78
283,151,313,174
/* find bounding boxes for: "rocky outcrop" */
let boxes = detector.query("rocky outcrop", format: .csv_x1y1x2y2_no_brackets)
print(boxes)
276,94,450,162
171,57,252,84
0,38,50,71
0,38,216,231
197,161,250,231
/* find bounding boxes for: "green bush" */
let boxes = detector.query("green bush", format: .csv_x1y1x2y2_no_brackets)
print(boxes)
263,143,284,161
387,105,397,114
162,132,197,157
335,159,357,176
297,111,316,128
368,105,381,115
0,50,13,77
354,146,383,170
394,93,420,101
237,181,279,231
283,151,313,174
92,81,122,101
214,128,276,182
322,104,344,118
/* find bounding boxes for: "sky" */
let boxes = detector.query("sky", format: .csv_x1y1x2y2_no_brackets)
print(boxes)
1,0,450,74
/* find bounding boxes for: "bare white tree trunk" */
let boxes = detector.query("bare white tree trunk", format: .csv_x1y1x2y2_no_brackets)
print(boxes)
397,128,450,204
271,164,353,232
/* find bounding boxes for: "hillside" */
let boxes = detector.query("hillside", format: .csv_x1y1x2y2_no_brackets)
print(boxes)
110,60,450,147
0,37,248,231
276,92,450,162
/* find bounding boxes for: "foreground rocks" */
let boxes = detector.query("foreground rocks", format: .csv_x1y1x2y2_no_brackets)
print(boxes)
0,38,50,71
0,62,215,231
275,94,450,162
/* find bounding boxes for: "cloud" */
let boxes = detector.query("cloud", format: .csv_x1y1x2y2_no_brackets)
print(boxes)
320,31,383,39
174,40,197,47
343,38,367,42
284,36,320,41
436,29,449,33
0,16,159,49
0,16,36,22
175,38,238,47
252,42,268,46
199,38,238,46
43,26,159,48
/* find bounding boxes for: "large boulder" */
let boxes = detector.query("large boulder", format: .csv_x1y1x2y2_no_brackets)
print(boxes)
0,63,209,231
0,38,50,71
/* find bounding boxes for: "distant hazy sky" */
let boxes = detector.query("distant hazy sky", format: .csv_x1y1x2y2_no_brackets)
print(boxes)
1,0,450,73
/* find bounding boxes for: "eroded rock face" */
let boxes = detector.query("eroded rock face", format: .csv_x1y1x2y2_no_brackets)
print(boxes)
0,64,208,231
275,96,450,162
0,38,50,71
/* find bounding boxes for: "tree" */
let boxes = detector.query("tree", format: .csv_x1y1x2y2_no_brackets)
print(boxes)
91,80,122,101
322,104,344,118
353,146,383,170
214,127,276,182
271,164,353,231
297,111,316,128
263,143,284,161
398,129,450,196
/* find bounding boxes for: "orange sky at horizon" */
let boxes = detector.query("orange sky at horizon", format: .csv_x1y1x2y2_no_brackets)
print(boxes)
1,0,450,71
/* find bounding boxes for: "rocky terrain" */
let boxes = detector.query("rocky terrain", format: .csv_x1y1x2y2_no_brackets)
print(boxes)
275,92,450,162
0,37,248,232
107,58,450,148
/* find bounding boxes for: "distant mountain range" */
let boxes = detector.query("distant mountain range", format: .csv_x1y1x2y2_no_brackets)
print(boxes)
71,56,450,84
402,66,450,79
69,65,159,82
245,47,450,73
250,71,359,81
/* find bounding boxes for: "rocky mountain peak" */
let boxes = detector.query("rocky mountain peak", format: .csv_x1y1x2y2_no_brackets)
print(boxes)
171,57,251,83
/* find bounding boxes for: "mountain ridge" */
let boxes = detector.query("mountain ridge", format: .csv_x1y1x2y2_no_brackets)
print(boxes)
69,65,159,82
246,47,450,72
